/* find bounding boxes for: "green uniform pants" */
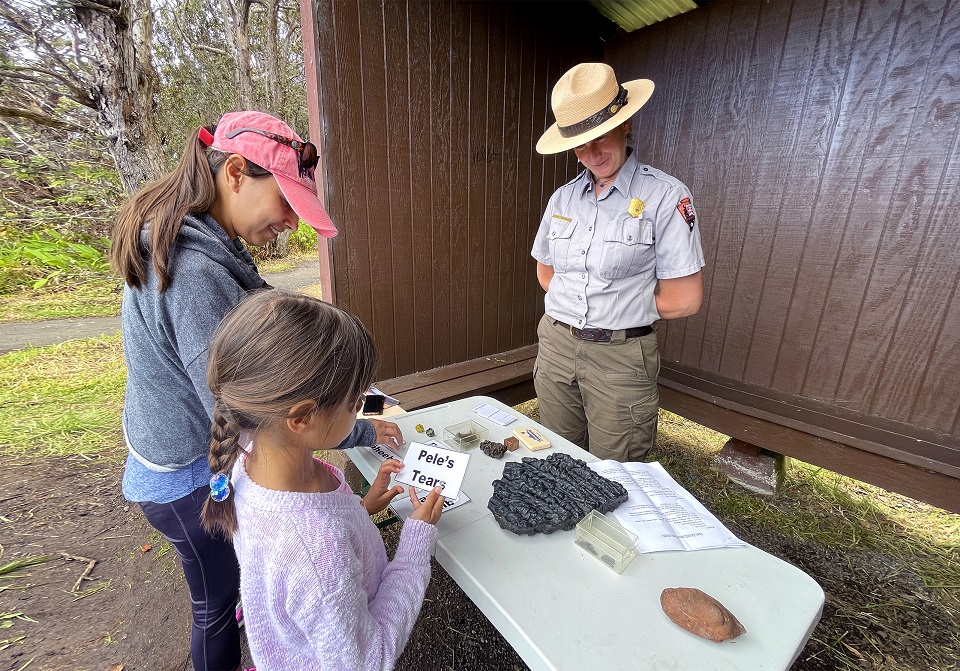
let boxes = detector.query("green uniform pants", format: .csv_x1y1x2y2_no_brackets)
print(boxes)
533,314,660,462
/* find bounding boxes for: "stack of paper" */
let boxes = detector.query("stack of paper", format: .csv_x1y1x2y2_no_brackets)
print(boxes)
473,402,516,426
588,461,744,553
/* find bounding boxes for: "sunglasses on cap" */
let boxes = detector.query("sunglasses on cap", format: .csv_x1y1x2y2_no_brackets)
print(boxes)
225,127,319,178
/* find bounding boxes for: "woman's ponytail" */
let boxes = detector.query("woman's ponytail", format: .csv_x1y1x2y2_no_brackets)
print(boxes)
110,124,219,293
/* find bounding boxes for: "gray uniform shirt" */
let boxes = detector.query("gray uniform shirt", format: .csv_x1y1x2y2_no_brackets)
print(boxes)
531,151,705,330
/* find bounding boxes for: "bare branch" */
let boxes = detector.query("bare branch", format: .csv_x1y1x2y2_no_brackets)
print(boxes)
0,120,45,160
60,0,122,17
0,65,96,107
0,1,91,92
194,44,228,56
68,21,83,66
0,105,89,133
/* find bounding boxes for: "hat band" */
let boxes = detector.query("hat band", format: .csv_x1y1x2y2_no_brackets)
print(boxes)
557,86,629,139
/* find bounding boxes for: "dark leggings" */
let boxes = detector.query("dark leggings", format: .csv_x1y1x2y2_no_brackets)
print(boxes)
140,486,241,671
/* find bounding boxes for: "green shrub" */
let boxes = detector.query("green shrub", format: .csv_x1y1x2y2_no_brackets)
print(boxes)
288,223,318,253
0,229,111,293
250,222,318,262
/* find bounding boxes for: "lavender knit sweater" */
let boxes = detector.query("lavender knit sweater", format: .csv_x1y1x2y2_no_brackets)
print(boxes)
231,456,438,670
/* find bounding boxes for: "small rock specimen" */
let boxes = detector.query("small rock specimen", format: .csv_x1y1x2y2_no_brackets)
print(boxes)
503,437,520,451
425,427,435,437
487,453,628,535
479,440,507,459
660,587,746,642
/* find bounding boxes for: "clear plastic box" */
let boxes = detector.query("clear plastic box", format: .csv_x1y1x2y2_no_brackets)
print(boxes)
442,420,488,451
574,510,638,574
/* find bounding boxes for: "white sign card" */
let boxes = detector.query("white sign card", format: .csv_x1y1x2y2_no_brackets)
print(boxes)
361,442,403,463
394,441,470,500
389,488,471,518
357,441,471,510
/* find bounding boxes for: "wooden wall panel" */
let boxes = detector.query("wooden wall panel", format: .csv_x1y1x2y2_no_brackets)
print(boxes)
428,1,452,370
519,12,548,348
497,10,521,352
741,0,857,388
860,1,960,420
777,0,902,398
832,0,946,413
309,0,602,379
447,3,471,368
607,0,960,441
650,4,728,364
407,1,435,374
382,0,416,377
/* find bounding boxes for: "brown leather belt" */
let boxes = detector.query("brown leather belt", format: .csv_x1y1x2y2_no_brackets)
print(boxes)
557,321,653,343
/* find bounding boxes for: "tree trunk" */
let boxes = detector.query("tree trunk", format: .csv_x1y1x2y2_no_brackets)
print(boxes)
218,0,254,108
73,0,165,194
264,0,281,111
262,228,291,258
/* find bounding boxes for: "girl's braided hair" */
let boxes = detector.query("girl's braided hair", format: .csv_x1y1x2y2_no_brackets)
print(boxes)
200,290,378,538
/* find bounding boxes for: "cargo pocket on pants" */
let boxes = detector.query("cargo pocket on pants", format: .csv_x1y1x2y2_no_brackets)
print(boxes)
629,390,659,426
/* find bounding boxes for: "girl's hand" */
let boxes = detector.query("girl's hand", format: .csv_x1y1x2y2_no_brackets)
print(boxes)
369,419,403,448
362,459,404,515
409,486,445,525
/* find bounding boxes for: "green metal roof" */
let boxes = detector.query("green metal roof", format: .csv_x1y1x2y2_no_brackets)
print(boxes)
589,0,699,32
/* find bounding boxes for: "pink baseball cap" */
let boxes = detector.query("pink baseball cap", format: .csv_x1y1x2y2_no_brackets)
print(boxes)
205,111,337,238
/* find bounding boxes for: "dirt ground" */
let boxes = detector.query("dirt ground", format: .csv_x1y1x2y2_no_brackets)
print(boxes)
1,451,957,671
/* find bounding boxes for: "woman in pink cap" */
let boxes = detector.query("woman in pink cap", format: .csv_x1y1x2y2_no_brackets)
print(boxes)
110,111,402,671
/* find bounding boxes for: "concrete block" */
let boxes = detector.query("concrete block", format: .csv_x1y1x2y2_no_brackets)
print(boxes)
715,438,786,495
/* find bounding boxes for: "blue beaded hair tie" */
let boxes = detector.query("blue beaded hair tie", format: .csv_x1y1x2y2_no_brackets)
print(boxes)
210,472,231,502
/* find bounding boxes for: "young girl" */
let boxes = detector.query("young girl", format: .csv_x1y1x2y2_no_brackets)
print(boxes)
202,290,445,671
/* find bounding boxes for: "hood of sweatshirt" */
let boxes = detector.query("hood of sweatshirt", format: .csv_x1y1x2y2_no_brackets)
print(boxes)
140,212,267,293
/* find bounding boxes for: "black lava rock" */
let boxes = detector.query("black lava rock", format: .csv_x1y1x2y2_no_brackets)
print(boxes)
487,452,628,535
479,440,507,459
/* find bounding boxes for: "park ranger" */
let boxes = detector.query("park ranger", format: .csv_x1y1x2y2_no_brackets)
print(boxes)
531,62,706,463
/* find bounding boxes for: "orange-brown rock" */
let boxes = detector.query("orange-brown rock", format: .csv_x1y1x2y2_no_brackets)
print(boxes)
503,436,520,451
660,587,746,642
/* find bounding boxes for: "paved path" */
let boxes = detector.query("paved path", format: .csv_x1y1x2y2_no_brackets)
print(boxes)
0,261,320,355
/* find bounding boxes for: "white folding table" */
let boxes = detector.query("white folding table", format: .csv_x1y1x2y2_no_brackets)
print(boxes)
346,396,823,671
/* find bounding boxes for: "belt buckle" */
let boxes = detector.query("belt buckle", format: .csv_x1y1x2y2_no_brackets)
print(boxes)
593,329,612,343
581,327,610,343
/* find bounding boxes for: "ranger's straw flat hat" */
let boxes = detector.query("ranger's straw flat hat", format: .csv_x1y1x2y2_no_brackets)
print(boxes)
536,62,654,155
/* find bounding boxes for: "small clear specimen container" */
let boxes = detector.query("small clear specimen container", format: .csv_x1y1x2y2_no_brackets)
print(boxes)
442,420,488,451
575,510,638,574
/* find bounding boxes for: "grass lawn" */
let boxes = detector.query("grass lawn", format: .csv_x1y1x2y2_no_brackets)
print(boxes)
0,278,123,323
0,335,126,457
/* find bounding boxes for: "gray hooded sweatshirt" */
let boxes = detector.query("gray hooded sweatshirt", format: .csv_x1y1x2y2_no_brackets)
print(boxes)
121,213,268,470
122,213,376,476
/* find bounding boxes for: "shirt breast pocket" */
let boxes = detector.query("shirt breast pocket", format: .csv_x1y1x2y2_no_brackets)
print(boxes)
599,215,655,280
548,217,578,273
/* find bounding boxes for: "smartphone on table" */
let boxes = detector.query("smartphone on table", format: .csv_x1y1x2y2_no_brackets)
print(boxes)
361,394,385,416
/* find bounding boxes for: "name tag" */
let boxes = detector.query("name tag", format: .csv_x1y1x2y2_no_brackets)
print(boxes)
551,214,572,222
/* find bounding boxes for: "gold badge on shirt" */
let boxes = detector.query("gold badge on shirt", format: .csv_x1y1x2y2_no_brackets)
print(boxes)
629,198,645,217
